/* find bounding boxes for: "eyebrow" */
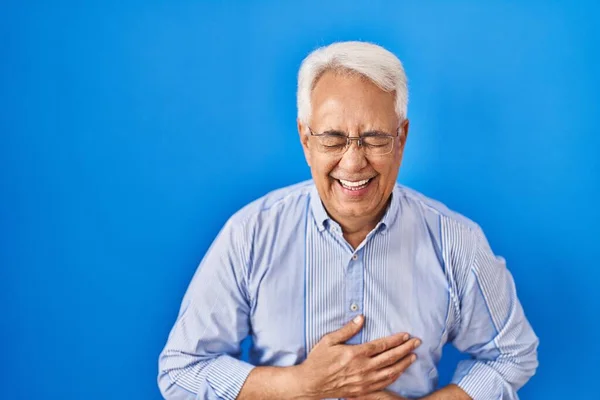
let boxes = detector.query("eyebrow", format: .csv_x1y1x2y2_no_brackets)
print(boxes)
321,129,348,136
320,129,392,136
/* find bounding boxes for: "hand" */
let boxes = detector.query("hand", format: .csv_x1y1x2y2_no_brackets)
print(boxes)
296,315,421,399
348,390,410,400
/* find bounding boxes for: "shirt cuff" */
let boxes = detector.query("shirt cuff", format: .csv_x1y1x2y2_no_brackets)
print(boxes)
205,354,255,400
451,360,515,400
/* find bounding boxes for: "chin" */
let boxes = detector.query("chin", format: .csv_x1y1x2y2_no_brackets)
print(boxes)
338,203,374,218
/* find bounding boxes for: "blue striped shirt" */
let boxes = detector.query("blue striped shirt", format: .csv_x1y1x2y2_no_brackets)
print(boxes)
158,180,538,399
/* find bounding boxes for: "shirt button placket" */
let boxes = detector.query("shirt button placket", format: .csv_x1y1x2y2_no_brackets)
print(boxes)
346,250,364,345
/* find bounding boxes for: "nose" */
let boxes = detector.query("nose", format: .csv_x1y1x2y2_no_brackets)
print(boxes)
338,139,368,171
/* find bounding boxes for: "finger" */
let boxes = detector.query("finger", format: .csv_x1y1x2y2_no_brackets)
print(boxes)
366,353,417,389
368,337,421,369
351,355,416,397
358,332,411,357
324,315,364,344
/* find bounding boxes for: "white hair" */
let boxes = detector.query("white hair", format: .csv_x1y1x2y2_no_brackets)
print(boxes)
297,41,408,127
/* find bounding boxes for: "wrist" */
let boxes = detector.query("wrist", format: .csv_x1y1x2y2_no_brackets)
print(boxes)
285,364,317,400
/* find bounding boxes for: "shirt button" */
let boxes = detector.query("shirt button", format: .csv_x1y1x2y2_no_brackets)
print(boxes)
352,254,358,261
350,303,359,312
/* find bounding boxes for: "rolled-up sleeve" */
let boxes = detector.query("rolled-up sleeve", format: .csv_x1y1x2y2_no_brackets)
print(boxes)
158,218,255,400
450,226,539,399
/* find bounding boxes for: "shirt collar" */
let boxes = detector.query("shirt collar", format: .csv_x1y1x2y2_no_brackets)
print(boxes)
377,185,400,234
309,182,401,234
309,184,330,232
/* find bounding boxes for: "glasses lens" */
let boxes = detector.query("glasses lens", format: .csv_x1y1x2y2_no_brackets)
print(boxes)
363,136,393,156
317,135,347,154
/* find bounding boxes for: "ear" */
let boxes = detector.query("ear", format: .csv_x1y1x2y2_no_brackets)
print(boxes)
398,118,410,152
298,119,312,167
402,118,410,141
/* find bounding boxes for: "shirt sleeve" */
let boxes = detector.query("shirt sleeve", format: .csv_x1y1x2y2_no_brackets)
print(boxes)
449,226,539,400
158,218,255,400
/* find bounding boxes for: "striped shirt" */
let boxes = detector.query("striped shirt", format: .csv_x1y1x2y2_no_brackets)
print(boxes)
158,180,538,400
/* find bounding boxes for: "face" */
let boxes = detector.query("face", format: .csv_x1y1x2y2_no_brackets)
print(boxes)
299,71,409,229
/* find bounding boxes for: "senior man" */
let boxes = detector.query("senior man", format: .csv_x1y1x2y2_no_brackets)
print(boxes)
158,41,538,400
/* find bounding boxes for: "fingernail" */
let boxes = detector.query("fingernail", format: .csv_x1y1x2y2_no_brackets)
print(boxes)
353,315,363,324
414,339,421,348
403,333,409,341
411,354,417,362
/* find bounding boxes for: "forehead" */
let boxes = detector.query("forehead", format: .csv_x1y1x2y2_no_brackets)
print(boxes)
310,70,398,131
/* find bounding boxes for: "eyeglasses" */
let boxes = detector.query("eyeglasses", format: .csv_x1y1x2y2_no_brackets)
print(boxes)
308,126,402,157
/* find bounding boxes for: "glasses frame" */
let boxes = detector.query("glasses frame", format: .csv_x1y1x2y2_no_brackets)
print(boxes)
307,125,403,156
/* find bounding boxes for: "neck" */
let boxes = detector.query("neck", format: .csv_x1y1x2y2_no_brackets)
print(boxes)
334,198,391,249
340,221,376,249
340,219,374,231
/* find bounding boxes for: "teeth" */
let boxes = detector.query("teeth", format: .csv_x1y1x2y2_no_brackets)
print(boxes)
339,178,370,188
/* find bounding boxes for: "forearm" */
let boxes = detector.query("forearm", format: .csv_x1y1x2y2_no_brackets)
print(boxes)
159,354,255,400
237,365,310,400
447,226,539,400
419,384,471,400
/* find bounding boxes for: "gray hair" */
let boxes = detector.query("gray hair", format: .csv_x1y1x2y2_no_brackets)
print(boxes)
297,41,408,127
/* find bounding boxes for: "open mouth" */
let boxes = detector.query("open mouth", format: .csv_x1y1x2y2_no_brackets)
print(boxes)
337,177,374,191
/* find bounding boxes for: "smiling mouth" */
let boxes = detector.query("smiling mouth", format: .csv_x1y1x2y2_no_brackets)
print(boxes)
336,177,374,191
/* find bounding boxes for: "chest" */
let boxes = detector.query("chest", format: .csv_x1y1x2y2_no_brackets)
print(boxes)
248,229,451,367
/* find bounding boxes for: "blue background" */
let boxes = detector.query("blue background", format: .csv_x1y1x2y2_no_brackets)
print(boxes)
1,1,599,399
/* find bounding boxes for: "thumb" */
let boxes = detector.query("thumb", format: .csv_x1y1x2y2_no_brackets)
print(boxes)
326,315,364,344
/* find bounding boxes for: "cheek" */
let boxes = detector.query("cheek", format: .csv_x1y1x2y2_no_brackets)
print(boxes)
372,160,400,186
371,158,394,175
312,156,338,177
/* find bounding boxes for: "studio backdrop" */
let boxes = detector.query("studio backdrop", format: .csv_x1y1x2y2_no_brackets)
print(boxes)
1,1,598,399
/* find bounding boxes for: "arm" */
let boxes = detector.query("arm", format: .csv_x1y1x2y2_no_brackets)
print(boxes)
238,316,419,400
237,365,306,400
447,226,539,400
353,223,538,400
350,384,468,400
157,218,255,400
418,384,470,400
158,216,419,400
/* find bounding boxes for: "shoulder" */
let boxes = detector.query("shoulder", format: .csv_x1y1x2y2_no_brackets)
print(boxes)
395,183,480,234
225,179,314,233
395,184,487,272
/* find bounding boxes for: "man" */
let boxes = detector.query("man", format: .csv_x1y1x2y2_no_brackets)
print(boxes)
158,41,538,400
